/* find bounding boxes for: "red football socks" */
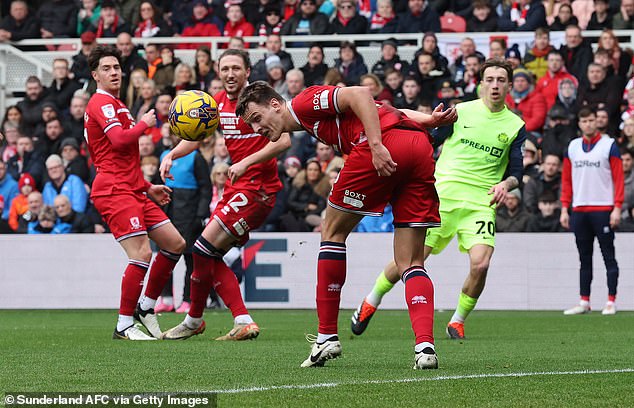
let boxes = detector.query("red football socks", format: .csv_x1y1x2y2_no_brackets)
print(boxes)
403,266,435,344
316,241,347,334
212,258,248,318
119,260,149,316
189,252,215,318
143,250,180,300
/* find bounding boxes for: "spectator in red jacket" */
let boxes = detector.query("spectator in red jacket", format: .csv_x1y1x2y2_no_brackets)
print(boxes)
505,68,547,133
535,49,578,111
223,3,254,47
179,0,223,50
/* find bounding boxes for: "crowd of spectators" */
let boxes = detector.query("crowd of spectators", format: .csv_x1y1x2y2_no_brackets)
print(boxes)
1,0,634,234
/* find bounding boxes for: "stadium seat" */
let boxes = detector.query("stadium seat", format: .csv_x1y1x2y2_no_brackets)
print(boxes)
440,14,466,33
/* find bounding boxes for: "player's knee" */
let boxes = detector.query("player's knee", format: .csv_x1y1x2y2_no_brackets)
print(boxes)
470,260,490,277
173,236,187,254
136,247,153,263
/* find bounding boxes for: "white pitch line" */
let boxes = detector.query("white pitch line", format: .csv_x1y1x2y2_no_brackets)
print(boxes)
210,368,634,394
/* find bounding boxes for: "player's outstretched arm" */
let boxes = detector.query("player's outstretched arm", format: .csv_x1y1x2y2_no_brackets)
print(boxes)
228,132,292,183
400,104,458,128
159,140,200,181
336,86,396,176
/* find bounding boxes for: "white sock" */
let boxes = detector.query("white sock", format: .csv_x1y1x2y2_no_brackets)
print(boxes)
365,290,383,308
606,300,615,306
184,314,203,329
450,311,465,324
161,296,173,306
234,314,254,325
580,299,590,308
139,296,157,311
415,342,435,353
317,333,337,343
116,315,134,332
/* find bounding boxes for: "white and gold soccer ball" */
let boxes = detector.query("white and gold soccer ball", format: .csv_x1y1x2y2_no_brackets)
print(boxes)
168,90,219,141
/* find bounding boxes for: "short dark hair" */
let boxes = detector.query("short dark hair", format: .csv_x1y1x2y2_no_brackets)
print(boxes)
479,58,513,82
535,27,550,37
235,81,285,118
578,107,596,118
490,38,507,49
88,45,122,72
621,147,634,158
218,48,251,70
26,75,41,85
547,49,563,58
309,43,324,54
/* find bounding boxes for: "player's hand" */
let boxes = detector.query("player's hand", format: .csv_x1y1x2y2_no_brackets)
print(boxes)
148,184,172,206
228,162,247,184
610,207,621,229
141,109,157,128
560,209,570,230
371,144,397,177
430,103,458,128
488,182,508,207
159,154,174,181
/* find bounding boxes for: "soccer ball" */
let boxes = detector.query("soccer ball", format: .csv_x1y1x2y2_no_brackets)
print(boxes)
168,90,219,141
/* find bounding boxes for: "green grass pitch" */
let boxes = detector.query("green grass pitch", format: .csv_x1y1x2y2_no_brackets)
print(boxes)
1,309,633,407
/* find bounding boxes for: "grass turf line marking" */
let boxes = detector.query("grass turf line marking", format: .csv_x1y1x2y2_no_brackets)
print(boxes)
210,368,634,394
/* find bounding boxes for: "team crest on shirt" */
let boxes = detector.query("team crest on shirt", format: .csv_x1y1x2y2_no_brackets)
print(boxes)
129,217,141,230
497,133,509,143
101,104,116,119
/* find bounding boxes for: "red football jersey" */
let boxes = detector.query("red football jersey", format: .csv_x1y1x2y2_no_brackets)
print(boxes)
215,90,282,194
85,89,146,197
289,85,427,155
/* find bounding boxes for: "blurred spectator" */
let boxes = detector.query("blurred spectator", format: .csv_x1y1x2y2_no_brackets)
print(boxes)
285,69,306,99
413,32,449,74
227,36,246,50
155,47,183,93
497,0,546,31
266,55,288,96
53,194,93,233
560,25,593,81
361,73,393,105
621,117,634,149
622,148,634,215
0,0,41,47
16,190,42,233
34,102,59,141
1,125,19,163
393,76,420,109
505,44,523,70
71,31,98,86
8,172,36,232
42,154,87,213
140,155,161,184
179,1,223,49
16,76,47,136
0,195,7,233
279,159,327,231
251,34,295,82
1,105,23,135
526,190,564,232
489,37,507,59
535,49,578,111
0,160,18,222
300,44,328,86
210,136,231,168
280,0,329,44
89,0,131,38
523,138,540,183
596,29,631,80
169,63,198,95
553,77,578,120
36,117,67,159
134,1,173,38
7,135,45,189
329,0,368,34
541,105,577,160
356,204,394,232
523,154,562,213
169,0,196,33
77,0,101,35
315,142,344,173
256,4,284,41
456,54,481,101
194,46,215,91
125,68,148,109
323,67,345,86
37,0,78,39
549,3,578,31
587,0,612,30
496,189,530,232
138,134,156,160
116,32,149,102
334,41,368,86
224,3,254,43
396,0,440,33
612,0,634,28
384,68,404,101
46,59,82,111
450,37,484,84
144,43,162,79
466,0,497,32
131,79,157,120
209,162,229,213
371,38,409,82
597,107,615,137
505,69,547,133
524,28,553,80
577,63,621,124
28,205,57,234
369,0,398,33
410,52,448,102
208,78,224,96
60,138,89,184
